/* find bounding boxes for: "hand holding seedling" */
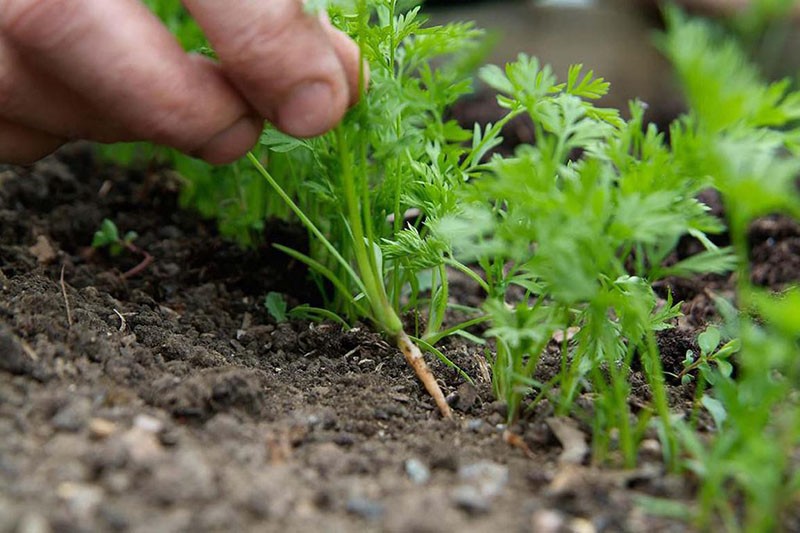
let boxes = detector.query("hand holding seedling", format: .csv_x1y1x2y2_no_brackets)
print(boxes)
0,0,361,165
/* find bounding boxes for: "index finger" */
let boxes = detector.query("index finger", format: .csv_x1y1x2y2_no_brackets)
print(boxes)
0,0,257,159
181,0,359,137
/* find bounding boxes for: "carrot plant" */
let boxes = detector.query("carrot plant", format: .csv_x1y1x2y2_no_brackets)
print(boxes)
437,55,734,466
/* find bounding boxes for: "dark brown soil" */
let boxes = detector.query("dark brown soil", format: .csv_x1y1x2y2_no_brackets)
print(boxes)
0,143,796,532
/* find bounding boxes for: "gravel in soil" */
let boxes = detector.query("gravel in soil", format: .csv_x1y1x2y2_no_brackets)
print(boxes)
0,144,796,532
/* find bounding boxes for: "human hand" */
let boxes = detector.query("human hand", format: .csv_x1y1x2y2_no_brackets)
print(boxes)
0,0,362,165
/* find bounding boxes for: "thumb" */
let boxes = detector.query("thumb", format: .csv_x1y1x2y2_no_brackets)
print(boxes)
181,0,358,138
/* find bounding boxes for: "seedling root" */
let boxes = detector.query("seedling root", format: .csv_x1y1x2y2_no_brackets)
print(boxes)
121,243,153,279
397,330,452,418
503,429,536,459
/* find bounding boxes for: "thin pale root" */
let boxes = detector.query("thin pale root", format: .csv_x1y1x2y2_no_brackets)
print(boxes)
397,331,452,418
503,429,536,459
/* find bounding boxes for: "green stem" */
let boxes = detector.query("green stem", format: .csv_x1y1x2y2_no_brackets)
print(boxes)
460,107,524,171
337,128,402,334
444,257,490,294
423,315,490,345
644,330,678,470
247,152,366,297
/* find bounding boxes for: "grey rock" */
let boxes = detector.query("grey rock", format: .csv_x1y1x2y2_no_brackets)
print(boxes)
454,382,478,411
530,509,567,533
146,448,216,504
56,482,104,521
465,418,484,432
346,497,384,520
404,458,431,485
15,512,51,533
451,461,509,514
52,397,92,432
451,485,491,514
0,325,35,376
458,461,509,498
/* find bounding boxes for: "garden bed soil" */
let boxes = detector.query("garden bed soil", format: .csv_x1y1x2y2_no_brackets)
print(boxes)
0,145,798,532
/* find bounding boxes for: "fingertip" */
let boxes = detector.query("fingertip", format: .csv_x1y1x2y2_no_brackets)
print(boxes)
185,0,357,137
193,115,263,165
276,81,344,138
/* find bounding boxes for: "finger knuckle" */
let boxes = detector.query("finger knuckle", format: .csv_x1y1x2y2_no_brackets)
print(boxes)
1,0,83,49
137,96,195,147
132,80,213,150
218,1,304,71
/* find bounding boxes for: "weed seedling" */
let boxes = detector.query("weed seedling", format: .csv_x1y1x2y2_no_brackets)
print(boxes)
264,292,289,323
92,218,153,279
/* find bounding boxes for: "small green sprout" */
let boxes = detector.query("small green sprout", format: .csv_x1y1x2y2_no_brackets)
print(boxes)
264,292,288,323
679,326,740,386
91,219,153,279
92,219,139,257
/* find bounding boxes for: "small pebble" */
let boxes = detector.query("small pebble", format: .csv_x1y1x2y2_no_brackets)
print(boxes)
638,438,662,461
121,427,165,465
451,461,510,514
88,418,117,439
530,509,566,533
458,461,509,498
133,414,163,433
568,517,597,533
404,458,431,485
465,418,484,432
52,398,91,432
332,433,355,446
103,472,131,494
346,497,384,520
452,485,490,514
454,382,478,411
56,482,104,520
15,512,51,533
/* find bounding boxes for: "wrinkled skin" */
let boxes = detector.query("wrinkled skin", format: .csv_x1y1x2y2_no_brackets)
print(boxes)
0,0,361,164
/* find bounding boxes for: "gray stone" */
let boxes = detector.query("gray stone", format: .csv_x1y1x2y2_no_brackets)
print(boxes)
56,482,104,521
404,458,431,485
451,461,510,514
451,485,491,514
346,497,384,520
146,448,216,504
458,461,509,498
0,325,35,376
15,512,51,533
52,397,92,432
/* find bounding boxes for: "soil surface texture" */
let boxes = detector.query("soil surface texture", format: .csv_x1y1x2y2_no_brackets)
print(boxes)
0,143,797,533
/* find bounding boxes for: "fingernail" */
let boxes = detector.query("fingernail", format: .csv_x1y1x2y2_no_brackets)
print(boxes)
277,82,336,138
194,116,262,165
